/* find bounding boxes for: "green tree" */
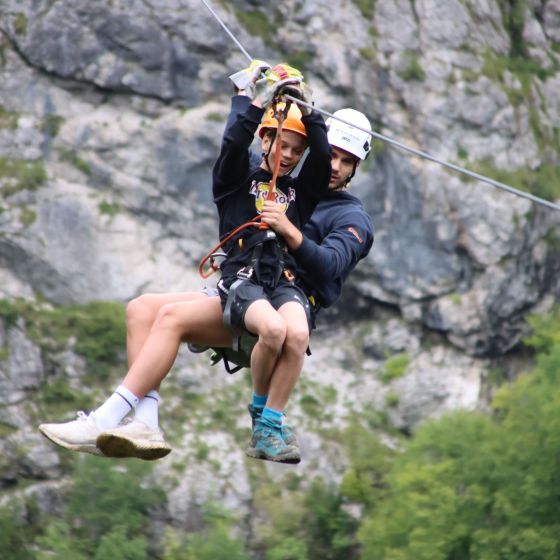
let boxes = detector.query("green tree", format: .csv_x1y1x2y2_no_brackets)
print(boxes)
304,478,359,560
358,336,560,560
0,505,35,560
94,526,148,560
34,457,163,558
163,503,250,560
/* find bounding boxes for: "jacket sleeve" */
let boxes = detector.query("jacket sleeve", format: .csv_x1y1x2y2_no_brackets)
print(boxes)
224,96,262,169
292,213,374,282
213,102,264,201
293,110,332,223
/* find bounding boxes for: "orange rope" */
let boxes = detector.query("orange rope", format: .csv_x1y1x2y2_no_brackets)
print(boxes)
198,99,288,279
259,102,286,228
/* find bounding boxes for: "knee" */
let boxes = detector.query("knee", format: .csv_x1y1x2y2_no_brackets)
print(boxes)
284,324,309,355
258,316,287,353
126,294,157,329
151,303,183,334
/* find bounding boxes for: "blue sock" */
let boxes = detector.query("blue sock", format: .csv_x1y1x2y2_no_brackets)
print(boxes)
252,392,267,410
262,406,283,426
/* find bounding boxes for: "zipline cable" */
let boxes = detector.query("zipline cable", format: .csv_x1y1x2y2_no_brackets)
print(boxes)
200,0,253,62
283,95,560,212
200,0,560,213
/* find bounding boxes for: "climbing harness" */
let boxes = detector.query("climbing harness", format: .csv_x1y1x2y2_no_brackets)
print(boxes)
200,0,560,213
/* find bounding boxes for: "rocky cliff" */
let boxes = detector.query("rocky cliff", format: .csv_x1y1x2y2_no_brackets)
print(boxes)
0,0,559,548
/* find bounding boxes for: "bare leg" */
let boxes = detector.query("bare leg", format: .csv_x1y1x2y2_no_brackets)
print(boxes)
244,299,287,396
122,296,231,397
126,292,208,367
264,302,309,411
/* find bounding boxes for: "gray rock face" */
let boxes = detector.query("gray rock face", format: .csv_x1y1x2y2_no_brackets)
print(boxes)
0,0,559,538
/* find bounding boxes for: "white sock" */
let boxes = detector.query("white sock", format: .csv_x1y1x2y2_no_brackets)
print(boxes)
134,390,160,430
94,385,140,430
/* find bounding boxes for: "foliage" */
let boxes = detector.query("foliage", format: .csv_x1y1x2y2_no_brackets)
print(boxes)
0,157,47,196
34,456,161,558
352,0,376,19
303,478,360,560
98,200,121,218
14,13,28,35
466,159,560,205
0,105,19,129
34,521,88,560
41,113,65,137
163,503,250,560
524,304,560,353
251,462,367,560
398,51,426,82
339,422,394,509
496,0,527,58
357,310,560,559
382,352,409,382
0,504,35,559
234,8,269,40
0,299,126,377
18,205,37,227
57,147,91,175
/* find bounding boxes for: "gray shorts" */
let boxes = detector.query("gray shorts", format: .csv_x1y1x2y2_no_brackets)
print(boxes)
217,277,312,334
201,285,219,297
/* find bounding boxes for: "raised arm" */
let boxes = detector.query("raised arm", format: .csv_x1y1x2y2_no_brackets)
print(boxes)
292,110,332,223
212,102,264,201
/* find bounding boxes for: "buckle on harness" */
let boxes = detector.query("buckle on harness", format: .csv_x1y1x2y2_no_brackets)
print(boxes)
284,269,295,282
236,266,253,280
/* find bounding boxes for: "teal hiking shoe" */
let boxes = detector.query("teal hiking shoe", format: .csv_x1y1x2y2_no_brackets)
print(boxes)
246,416,301,464
247,404,299,447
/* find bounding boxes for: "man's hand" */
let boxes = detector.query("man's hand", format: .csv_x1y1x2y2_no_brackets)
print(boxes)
260,201,303,250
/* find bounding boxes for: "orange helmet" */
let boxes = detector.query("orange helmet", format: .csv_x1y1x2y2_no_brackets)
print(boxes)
258,103,307,139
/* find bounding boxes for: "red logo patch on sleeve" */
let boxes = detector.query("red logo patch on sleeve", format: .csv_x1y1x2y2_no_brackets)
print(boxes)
348,227,363,243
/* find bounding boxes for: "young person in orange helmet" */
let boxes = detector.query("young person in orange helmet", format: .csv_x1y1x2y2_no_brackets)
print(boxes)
210,63,331,462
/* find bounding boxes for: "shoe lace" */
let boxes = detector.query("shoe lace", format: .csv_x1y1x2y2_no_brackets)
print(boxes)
75,411,89,421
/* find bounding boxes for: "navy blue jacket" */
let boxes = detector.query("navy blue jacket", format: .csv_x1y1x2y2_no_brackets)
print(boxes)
296,190,373,308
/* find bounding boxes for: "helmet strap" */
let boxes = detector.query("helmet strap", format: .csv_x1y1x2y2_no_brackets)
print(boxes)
339,160,358,190
261,130,277,173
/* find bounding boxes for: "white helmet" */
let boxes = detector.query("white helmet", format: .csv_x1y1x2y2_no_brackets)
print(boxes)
326,108,372,161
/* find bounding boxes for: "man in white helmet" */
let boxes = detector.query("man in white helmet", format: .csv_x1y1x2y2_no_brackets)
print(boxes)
273,107,374,312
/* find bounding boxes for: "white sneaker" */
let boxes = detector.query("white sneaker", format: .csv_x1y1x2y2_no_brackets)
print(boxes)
39,411,104,456
96,420,172,461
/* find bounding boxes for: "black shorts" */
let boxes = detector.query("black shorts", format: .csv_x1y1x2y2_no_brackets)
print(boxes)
217,276,312,334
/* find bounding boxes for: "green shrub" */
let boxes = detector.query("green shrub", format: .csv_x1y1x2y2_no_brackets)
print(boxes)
163,503,250,560
57,147,91,175
524,304,560,353
32,457,161,558
352,0,376,19
0,504,35,559
98,200,120,218
14,14,27,35
399,51,426,82
0,157,47,196
0,299,126,377
41,114,65,137
0,105,19,129
466,159,560,205
235,9,269,39
382,352,409,382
